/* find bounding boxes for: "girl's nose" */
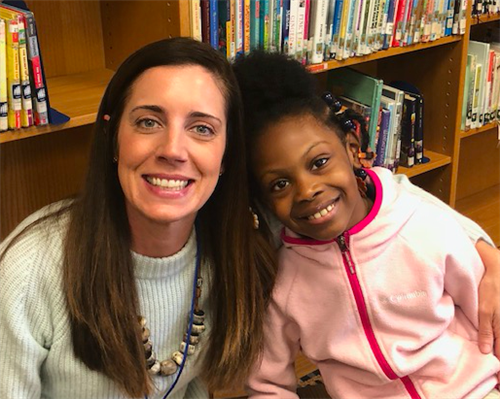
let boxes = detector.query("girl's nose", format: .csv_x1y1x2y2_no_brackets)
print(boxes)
295,176,323,202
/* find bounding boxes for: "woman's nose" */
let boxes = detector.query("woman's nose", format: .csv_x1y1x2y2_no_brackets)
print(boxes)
156,126,187,163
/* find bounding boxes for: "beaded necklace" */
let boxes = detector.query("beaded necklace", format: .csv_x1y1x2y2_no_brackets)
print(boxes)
142,232,204,399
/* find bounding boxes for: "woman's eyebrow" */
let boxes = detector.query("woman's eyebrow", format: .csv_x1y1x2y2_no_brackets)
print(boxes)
189,111,223,125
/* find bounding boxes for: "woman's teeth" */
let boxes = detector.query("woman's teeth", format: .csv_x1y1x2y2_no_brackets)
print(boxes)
146,177,189,190
308,203,335,220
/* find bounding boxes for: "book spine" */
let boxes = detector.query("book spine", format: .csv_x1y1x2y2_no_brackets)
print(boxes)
236,0,243,55
190,0,202,41
17,18,32,128
375,108,390,166
281,0,291,53
210,0,219,49
201,0,210,43
332,0,345,57
244,0,251,53
302,0,311,64
296,0,306,61
288,0,299,56
337,0,351,59
310,0,328,64
325,0,337,60
382,0,396,49
250,0,261,50
392,0,406,46
272,0,283,53
260,0,270,51
0,19,8,131
414,95,424,163
6,18,20,130
400,96,416,167
354,0,367,54
23,12,48,126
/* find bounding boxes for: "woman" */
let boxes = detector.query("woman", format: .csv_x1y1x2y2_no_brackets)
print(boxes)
0,38,275,399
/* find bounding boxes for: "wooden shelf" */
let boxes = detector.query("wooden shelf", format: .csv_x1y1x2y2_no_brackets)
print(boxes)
397,149,452,178
307,35,462,73
455,184,500,247
471,13,500,25
0,68,114,145
460,121,498,138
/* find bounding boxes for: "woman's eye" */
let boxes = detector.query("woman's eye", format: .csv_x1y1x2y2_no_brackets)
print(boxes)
271,180,289,192
312,157,328,170
193,125,215,136
136,118,160,130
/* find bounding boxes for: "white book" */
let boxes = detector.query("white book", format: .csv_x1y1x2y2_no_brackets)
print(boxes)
309,0,329,63
325,0,337,59
354,0,367,55
469,40,490,127
288,0,300,56
190,0,202,41
382,85,404,171
296,1,307,60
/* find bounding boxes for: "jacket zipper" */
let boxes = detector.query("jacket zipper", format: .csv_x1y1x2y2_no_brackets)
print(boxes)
336,232,422,399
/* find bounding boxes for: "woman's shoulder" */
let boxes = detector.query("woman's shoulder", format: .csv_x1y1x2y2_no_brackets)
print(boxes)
0,200,73,281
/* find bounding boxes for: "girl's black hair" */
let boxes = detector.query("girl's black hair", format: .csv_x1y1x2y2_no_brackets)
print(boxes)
233,51,369,151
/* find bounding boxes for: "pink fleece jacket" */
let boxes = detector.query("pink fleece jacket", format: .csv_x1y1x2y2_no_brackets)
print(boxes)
247,167,500,399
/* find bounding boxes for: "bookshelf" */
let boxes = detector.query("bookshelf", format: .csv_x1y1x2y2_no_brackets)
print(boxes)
0,0,498,245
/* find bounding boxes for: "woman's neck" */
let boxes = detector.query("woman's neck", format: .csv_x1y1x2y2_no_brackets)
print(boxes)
128,213,195,258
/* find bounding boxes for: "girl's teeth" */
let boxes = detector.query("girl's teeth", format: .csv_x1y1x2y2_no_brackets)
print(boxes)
308,202,336,220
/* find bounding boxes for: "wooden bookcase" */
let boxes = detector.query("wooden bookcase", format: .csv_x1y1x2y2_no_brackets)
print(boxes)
0,0,498,245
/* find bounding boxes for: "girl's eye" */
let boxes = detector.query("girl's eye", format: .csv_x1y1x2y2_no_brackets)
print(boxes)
193,124,215,136
312,157,328,170
136,118,160,130
271,180,289,192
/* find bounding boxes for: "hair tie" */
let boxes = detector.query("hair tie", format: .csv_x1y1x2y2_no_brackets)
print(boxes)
103,114,111,122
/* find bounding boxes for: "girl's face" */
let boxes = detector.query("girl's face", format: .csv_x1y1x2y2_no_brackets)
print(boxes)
252,114,369,241
117,65,227,235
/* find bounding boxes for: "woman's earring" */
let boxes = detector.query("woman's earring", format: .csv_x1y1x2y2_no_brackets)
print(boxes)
113,156,118,163
249,207,259,230
219,164,225,176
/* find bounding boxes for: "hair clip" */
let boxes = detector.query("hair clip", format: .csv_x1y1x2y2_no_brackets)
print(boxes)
322,91,342,113
103,114,111,122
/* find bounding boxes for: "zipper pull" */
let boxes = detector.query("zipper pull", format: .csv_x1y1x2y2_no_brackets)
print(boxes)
337,233,355,274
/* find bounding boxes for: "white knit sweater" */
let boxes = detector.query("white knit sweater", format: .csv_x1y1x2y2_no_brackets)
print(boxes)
0,203,210,399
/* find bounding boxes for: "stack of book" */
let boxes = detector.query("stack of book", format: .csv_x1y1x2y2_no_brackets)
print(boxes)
461,40,500,130
0,2,48,132
191,0,468,65
328,68,425,172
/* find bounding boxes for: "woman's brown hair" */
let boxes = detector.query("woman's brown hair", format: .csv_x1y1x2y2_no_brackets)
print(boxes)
1,38,276,397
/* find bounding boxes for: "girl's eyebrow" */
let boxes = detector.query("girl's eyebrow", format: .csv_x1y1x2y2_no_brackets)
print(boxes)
305,141,329,156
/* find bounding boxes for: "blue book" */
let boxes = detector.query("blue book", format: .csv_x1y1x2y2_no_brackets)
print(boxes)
331,0,344,59
210,0,219,49
250,0,261,50
281,0,291,53
382,0,396,49
375,108,391,167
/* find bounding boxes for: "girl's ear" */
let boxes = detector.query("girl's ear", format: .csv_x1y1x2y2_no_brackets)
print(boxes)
345,131,363,169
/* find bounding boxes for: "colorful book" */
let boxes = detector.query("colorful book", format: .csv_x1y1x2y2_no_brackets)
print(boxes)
328,68,383,149
244,0,251,54
400,93,416,167
4,18,20,129
250,0,261,50
374,107,391,166
17,17,33,127
0,18,8,131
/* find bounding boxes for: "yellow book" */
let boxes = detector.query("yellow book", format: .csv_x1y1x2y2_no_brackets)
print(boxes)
0,19,8,131
5,17,20,130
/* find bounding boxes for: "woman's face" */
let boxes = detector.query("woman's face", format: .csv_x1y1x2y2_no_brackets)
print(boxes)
117,65,227,233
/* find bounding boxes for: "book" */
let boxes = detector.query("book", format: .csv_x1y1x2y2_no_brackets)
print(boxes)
400,93,416,167
190,0,202,41
308,0,328,64
374,107,391,166
381,84,404,170
4,17,21,129
210,0,219,50
328,67,383,149
218,0,230,57
296,0,307,61
244,0,250,54
0,18,8,131
468,40,490,127
201,0,210,43
250,0,261,50
16,17,32,127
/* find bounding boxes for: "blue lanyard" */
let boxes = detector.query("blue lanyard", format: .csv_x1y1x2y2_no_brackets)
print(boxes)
145,231,202,399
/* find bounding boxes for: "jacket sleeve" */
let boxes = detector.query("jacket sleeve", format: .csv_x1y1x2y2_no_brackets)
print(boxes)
246,299,301,399
392,173,494,246
441,215,485,328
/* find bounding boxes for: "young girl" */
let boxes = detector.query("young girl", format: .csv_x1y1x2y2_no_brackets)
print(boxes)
233,51,500,399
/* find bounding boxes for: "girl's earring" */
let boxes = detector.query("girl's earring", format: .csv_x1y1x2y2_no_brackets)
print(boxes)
113,156,118,164
354,168,368,199
249,207,259,230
